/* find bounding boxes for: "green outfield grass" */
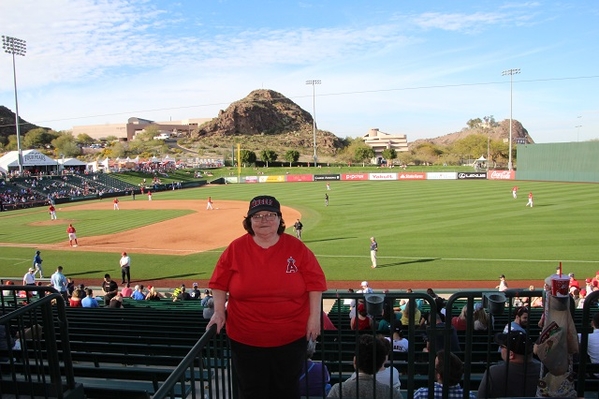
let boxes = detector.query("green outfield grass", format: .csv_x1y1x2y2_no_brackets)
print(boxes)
1,178,598,286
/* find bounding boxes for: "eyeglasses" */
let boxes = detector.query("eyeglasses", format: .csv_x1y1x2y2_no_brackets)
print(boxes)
251,212,279,221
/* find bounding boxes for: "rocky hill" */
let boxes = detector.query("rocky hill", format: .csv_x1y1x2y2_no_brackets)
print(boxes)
410,119,533,149
188,89,345,156
0,106,44,144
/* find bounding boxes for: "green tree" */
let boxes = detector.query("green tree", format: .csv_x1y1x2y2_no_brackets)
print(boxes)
76,133,95,147
51,133,82,157
23,128,55,149
412,142,443,165
239,150,257,166
260,149,278,167
284,150,300,166
381,148,397,165
466,118,483,130
354,146,375,166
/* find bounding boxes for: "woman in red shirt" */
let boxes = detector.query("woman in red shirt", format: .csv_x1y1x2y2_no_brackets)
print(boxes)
207,195,327,399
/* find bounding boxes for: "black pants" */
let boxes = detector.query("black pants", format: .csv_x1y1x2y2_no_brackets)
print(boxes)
230,337,305,399
121,267,130,283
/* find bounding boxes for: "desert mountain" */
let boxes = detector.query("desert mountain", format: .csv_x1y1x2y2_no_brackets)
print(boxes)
0,106,45,143
410,119,533,149
190,89,345,155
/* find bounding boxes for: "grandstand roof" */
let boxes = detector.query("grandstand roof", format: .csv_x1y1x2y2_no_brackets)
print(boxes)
0,150,58,173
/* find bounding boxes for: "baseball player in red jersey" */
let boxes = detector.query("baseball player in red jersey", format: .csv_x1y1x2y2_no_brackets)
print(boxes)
48,204,57,220
512,186,519,199
113,198,120,210
526,192,534,207
66,224,79,247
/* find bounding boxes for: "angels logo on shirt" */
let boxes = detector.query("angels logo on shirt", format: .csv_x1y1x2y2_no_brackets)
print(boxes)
286,256,298,273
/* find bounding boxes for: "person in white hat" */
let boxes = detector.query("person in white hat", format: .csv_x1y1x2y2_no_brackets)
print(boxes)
360,281,373,294
23,268,36,286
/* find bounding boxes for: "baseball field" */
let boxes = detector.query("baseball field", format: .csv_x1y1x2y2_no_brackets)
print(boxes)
0,178,597,291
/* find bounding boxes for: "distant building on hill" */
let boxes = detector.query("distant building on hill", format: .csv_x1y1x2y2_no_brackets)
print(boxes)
72,117,211,141
362,128,409,164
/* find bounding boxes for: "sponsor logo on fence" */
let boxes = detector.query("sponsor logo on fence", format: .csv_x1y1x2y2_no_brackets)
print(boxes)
314,174,341,181
369,173,398,180
342,174,368,181
457,172,487,179
487,170,515,180
398,173,426,180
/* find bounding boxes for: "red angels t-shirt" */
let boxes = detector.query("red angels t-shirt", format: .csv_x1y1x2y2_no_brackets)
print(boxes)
209,233,327,347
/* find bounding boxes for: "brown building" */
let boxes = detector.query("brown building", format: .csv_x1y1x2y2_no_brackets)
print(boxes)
72,117,211,141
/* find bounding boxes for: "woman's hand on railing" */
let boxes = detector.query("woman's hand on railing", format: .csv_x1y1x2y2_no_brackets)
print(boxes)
206,310,226,334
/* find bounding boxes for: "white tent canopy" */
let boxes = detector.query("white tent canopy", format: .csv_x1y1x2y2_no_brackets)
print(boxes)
476,156,486,161
58,158,87,166
0,150,59,173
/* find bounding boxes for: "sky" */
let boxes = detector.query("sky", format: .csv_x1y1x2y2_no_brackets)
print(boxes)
0,0,598,143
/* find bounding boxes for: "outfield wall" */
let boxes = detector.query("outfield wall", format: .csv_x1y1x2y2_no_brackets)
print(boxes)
516,142,599,183
222,171,514,183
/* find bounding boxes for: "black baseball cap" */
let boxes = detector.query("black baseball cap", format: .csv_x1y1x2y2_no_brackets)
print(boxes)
247,196,281,217
494,331,533,355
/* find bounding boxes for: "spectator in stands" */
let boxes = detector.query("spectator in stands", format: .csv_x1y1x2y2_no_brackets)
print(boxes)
101,274,118,306
478,331,541,398
202,295,214,319
451,305,468,331
569,273,580,291
173,284,191,301
496,274,508,292
206,195,327,399
424,313,461,354
427,288,447,322
473,302,490,331
109,292,124,308
373,335,402,395
131,284,146,300
328,334,402,398
351,303,373,331
69,288,83,307
579,312,599,376
200,289,212,306
378,295,396,334
359,280,373,294
23,267,36,286
145,286,163,301
503,306,529,334
81,288,99,308
50,266,69,303
400,300,422,327
189,283,202,299
66,278,75,297
2,280,15,299
299,340,331,397
413,350,475,399
528,285,544,308
121,283,133,298
391,325,408,353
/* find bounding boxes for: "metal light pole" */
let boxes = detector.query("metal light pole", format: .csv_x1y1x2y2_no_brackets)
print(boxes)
502,68,520,171
2,35,26,174
575,125,582,142
306,79,321,166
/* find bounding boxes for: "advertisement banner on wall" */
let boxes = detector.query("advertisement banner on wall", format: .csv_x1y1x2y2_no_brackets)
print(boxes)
244,176,259,183
224,177,239,184
457,172,487,180
314,174,341,181
398,172,426,180
342,173,369,181
487,170,515,180
369,173,398,180
286,174,314,182
258,175,285,183
427,172,458,180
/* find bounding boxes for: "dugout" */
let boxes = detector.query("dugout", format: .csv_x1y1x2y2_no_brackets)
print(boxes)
516,142,599,183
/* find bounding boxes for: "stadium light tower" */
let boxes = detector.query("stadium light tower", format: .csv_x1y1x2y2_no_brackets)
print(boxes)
306,79,321,166
2,35,26,174
502,68,520,171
